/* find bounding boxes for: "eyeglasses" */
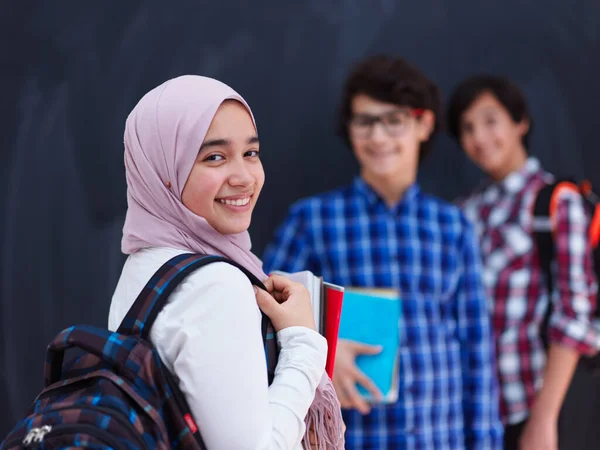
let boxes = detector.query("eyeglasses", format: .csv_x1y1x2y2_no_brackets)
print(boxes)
348,108,424,139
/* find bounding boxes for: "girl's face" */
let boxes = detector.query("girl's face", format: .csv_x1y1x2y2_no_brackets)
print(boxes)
181,100,264,235
459,91,529,181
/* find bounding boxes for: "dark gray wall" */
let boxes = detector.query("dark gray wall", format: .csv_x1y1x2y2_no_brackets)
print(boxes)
2,1,599,447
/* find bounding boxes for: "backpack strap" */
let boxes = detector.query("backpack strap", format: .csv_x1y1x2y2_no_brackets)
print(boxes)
532,179,581,347
116,253,278,383
117,254,264,338
533,183,557,348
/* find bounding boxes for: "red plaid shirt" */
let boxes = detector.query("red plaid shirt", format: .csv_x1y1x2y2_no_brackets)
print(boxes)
460,157,599,425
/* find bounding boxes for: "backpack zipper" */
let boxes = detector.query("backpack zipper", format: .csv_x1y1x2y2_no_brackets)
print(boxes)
5,404,148,450
23,425,52,445
5,423,127,449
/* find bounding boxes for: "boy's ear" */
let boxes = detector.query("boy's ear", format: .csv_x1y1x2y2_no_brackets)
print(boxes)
517,117,530,137
418,110,436,141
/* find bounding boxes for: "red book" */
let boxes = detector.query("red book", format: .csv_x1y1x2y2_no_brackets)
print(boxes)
323,282,344,377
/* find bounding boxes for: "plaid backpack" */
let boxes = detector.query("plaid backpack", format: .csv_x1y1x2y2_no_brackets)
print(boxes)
1,253,279,449
533,179,600,375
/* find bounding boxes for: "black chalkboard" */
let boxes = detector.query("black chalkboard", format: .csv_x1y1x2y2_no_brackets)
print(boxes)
1,1,599,447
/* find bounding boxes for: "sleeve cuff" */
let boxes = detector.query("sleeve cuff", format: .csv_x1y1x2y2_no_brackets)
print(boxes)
549,318,600,356
275,326,327,383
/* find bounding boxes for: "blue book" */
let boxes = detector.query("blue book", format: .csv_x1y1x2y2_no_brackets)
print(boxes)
338,288,400,403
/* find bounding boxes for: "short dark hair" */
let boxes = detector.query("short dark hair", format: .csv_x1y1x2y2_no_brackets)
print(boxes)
446,74,532,148
337,55,441,163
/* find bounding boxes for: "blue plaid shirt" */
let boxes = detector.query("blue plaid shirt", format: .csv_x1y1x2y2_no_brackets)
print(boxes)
263,178,503,450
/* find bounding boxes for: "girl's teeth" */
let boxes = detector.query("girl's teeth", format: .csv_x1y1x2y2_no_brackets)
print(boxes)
219,197,250,206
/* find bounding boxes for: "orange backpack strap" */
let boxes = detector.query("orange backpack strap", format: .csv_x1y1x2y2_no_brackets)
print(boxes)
589,201,600,248
578,179,600,247
547,180,600,248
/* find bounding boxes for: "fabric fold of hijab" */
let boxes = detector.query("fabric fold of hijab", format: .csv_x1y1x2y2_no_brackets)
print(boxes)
122,75,344,449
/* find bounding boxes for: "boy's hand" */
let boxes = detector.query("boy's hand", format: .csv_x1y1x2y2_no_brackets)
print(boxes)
332,339,383,414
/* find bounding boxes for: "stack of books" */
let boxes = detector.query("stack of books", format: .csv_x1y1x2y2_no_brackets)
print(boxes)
272,270,401,404
271,270,344,378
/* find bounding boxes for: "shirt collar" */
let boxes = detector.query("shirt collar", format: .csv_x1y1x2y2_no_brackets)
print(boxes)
352,176,421,209
496,156,541,194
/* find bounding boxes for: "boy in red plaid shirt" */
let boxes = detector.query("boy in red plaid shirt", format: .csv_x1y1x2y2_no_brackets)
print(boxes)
448,75,600,450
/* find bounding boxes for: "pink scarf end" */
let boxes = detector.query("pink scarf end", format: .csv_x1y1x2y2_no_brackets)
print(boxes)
302,374,345,450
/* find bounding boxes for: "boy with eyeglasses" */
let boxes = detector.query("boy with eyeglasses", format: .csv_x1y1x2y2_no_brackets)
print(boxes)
263,55,503,449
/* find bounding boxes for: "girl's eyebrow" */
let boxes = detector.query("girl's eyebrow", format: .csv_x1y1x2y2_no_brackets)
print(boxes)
200,138,230,151
200,135,259,151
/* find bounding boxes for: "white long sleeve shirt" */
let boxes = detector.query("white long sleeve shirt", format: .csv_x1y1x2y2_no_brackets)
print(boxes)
108,247,327,449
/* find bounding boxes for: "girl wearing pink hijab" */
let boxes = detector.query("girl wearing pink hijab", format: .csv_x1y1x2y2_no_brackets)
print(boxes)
108,75,344,449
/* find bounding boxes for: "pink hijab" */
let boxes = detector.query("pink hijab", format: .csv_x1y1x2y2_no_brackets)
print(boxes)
122,75,264,278
122,75,344,449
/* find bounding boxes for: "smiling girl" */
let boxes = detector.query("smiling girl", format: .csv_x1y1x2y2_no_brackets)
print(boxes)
108,75,344,449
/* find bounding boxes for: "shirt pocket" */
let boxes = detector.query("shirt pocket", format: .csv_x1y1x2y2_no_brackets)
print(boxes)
413,266,461,340
482,224,533,281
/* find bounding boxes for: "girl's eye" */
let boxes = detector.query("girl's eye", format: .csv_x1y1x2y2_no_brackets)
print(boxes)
245,150,260,158
203,154,224,162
